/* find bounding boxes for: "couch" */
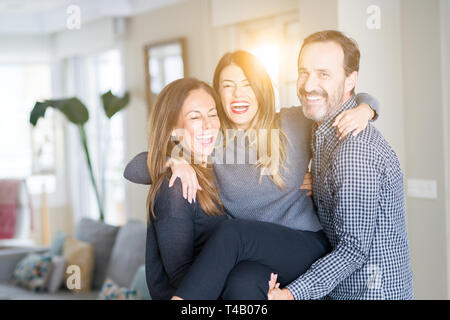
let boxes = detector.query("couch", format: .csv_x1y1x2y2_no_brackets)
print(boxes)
0,218,150,300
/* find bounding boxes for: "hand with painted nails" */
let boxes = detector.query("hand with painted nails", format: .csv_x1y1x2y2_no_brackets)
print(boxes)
166,157,201,204
267,273,294,300
332,103,375,140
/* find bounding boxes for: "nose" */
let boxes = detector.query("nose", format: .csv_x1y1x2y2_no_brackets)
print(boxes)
233,84,244,97
302,73,318,93
202,115,212,131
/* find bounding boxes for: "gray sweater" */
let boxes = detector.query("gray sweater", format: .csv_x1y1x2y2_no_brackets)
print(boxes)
212,107,320,231
124,94,379,233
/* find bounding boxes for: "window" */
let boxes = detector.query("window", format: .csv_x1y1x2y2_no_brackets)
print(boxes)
0,63,56,194
65,49,126,226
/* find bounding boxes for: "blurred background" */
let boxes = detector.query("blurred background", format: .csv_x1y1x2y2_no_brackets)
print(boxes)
0,0,449,299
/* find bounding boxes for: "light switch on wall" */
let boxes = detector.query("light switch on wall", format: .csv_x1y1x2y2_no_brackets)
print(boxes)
407,179,438,199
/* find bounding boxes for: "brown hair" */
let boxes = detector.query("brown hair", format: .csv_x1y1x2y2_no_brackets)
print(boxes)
299,30,360,94
146,78,224,221
212,50,287,189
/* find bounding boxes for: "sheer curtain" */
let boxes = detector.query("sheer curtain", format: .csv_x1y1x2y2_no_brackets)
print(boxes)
65,49,126,226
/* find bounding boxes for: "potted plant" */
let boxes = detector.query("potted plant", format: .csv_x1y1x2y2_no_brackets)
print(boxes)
29,91,130,221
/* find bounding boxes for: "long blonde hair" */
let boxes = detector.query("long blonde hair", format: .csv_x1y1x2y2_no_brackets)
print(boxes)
213,50,288,189
146,78,224,221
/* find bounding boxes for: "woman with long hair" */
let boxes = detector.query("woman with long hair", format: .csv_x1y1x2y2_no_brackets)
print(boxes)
143,77,227,299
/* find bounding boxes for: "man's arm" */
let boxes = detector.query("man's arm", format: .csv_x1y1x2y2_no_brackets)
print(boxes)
285,140,380,300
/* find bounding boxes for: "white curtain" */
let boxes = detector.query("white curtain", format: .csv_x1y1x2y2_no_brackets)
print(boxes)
64,50,126,226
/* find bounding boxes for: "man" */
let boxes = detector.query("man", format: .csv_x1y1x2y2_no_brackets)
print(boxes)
270,30,414,300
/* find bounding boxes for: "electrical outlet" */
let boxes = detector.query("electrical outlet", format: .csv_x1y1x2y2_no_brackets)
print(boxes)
407,179,438,199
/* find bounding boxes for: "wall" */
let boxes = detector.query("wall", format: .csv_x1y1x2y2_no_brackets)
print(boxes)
338,0,406,169
442,0,450,298
53,17,119,59
298,0,339,37
401,0,448,299
0,35,51,62
211,0,298,27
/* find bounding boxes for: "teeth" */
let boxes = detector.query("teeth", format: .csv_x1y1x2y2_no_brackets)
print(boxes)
196,135,213,140
231,102,249,108
307,96,322,101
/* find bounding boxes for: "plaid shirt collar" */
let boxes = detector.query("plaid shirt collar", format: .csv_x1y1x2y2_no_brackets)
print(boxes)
312,95,358,140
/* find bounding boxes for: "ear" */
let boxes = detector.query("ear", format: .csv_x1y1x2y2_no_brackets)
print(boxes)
344,71,358,94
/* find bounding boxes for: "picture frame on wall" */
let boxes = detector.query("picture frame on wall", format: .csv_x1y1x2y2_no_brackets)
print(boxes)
144,38,187,112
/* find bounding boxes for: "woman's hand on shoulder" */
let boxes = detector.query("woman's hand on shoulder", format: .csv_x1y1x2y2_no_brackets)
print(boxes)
165,157,201,204
332,103,375,140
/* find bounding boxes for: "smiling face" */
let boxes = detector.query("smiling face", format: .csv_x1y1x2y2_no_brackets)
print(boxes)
218,64,259,130
174,88,221,162
297,41,357,124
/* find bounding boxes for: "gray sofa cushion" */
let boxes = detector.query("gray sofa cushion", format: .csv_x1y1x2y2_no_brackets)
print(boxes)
106,220,146,287
75,218,119,289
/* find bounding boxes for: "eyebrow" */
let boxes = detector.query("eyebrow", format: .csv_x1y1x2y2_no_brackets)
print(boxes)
298,68,330,73
222,79,249,83
185,107,217,116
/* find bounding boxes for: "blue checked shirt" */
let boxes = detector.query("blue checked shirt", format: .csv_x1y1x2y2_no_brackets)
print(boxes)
285,96,414,300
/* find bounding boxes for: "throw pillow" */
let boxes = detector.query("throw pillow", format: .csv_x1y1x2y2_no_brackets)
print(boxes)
130,265,151,300
106,220,146,287
49,231,67,256
97,278,141,300
47,255,67,293
12,252,53,292
75,218,119,289
63,237,95,294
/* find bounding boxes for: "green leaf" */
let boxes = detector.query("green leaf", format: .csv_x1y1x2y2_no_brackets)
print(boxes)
101,90,130,119
29,97,89,126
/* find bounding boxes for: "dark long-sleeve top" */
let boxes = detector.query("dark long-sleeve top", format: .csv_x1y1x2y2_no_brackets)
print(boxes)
145,177,227,299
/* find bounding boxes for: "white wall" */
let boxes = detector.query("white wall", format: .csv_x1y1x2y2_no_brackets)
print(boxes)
442,0,450,298
338,0,406,169
401,0,448,299
53,17,119,59
211,0,298,27
0,35,52,62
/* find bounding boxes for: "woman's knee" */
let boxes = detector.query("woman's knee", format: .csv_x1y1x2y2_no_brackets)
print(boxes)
221,262,270,300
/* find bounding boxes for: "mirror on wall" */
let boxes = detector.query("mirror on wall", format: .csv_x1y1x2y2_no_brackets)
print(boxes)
144,38,187,112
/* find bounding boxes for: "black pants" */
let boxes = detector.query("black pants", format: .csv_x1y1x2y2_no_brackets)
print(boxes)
175,219,331,300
